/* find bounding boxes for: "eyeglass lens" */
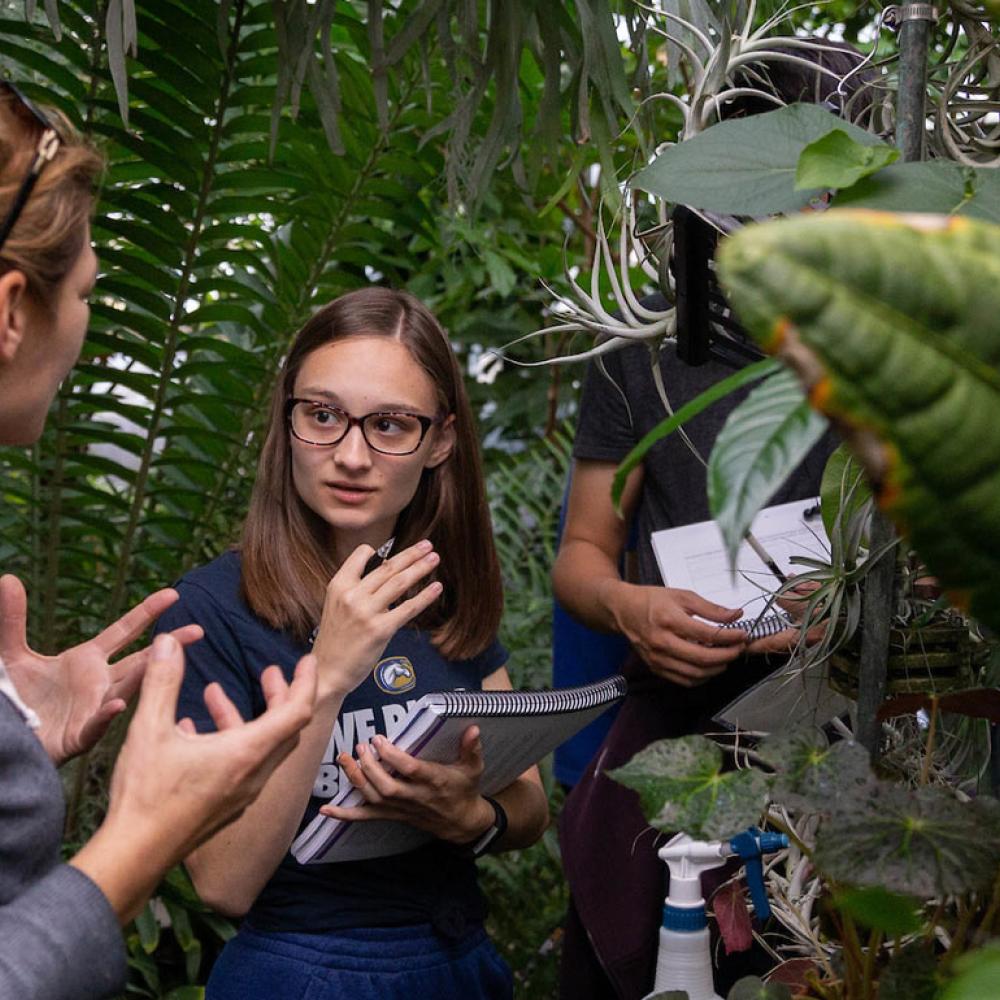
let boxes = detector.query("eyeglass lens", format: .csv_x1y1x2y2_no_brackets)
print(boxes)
291,401,426,454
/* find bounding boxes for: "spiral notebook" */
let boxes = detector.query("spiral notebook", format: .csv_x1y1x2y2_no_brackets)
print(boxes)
650,498,827,639
292,676,628,864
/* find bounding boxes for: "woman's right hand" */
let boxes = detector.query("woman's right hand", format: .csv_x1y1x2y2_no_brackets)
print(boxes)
607,582,747,687
311,539,443,698
69,633,317,924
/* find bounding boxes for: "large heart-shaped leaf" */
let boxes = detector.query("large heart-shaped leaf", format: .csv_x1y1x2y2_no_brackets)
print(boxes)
609,736,770,841
708,368,830,567
717,211,1000,632
633,104,885,215
813,784,1000,897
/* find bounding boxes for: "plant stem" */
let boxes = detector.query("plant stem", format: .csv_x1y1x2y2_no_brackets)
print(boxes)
808,971,843,1000
861,928,883,998
834,910,866,998
942,899,976,967
974,870,1000,940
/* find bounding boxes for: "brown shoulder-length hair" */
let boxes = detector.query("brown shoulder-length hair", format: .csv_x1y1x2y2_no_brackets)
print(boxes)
241,286,503,661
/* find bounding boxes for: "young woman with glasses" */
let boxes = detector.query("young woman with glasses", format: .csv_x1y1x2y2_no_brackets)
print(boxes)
154,287,549,1000
0,83,318,1000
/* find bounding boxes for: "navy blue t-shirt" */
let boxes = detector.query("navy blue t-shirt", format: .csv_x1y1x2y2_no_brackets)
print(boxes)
155,550,508,937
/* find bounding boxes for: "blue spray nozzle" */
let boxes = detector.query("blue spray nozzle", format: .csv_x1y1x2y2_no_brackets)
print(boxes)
727,828,789,923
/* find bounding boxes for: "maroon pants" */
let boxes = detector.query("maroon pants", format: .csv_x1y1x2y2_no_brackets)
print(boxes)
558,655,777,1000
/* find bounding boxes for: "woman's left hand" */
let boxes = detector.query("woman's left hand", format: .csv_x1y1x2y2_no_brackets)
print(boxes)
319,725,495,845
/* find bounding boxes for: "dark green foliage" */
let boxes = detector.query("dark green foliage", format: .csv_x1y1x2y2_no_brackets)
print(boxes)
831,887,923,937
124,867,234,997
878,944,940,1000
718,212,1000,633
480,821,568,999
491,431,571,689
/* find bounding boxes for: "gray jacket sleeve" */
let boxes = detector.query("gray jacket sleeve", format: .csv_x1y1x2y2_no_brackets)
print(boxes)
0,691,127,1000
0,864,127,1000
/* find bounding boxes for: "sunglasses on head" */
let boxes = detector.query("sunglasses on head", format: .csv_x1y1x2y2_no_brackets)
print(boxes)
0,81,62,254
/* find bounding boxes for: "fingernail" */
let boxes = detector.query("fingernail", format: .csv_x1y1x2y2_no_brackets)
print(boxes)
417,539,433,552
153,633,176,656
373,735,385,748
425,552,440,564
356,743,366,756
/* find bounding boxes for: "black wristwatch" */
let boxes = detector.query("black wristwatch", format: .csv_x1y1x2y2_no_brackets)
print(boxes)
469,796,508,858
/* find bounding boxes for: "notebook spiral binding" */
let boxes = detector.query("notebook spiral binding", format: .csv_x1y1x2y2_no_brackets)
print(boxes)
430,675,628,718
719,611,793,640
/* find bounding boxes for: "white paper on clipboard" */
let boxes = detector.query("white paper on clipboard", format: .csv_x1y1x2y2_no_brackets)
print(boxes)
650,497,828,621
650,497,852,733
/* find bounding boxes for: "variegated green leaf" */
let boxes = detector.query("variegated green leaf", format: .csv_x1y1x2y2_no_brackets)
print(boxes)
609,736,770,840
718,211,1000,632
814,785,1000,898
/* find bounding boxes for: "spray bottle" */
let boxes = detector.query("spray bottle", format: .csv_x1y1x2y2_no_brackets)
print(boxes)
643,827,788,1000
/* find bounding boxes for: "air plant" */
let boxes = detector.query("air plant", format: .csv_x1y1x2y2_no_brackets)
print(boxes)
505,4,887,422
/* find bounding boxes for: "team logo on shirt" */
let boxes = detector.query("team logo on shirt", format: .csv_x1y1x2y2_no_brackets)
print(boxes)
373,656,416,694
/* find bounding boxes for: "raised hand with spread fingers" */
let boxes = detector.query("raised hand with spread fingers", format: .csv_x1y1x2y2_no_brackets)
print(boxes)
0,575,202,765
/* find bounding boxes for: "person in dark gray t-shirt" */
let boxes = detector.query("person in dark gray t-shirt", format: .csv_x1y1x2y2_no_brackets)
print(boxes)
553,298,832,999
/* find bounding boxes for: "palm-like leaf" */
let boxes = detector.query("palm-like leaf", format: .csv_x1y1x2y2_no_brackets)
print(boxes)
2,0,583,840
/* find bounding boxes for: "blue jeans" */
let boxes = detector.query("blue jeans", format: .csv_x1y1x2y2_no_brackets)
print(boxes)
206,922,514,1000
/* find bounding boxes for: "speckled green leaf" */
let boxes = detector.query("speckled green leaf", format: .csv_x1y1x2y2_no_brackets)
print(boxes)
813,784,1000,897
718,211,1000,632
609,736,770,841
759,728,873,815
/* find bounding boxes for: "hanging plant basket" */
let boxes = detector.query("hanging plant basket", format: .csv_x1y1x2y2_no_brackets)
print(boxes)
828,621,990,699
